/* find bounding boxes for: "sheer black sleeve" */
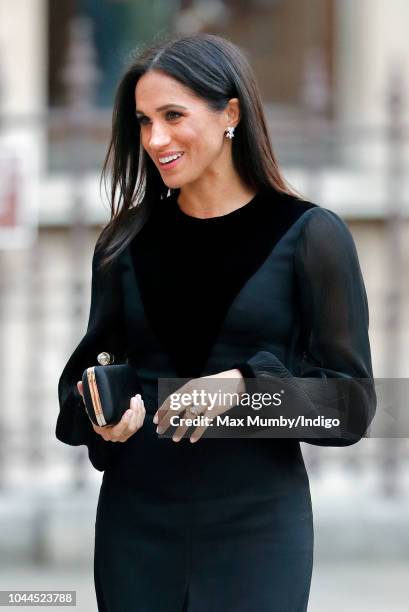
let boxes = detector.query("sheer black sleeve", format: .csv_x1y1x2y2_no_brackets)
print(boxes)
56,234,128,470
235,207,376,447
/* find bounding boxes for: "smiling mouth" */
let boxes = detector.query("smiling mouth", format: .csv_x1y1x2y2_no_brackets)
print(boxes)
158,152,185,170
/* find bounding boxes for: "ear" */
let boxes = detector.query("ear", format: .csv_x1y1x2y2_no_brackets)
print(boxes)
225,98,240,128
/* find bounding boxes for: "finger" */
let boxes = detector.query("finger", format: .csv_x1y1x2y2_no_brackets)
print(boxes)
134,397,146,430
101,429,113,442
118,410,138,442
107,409,134,442
92,421,114,434
93,399,145,442
128,396,145,430
153,393,173,425
154,380,195,427
153,402,167,425
172,411,195,442
156,408,173,435
130,394,145,414
92,422,113,442
189,402,229,443
124,402,143,436
124,401,145,440
92,422,104,434
156,398,190,435
154,397,172,430
189,420,211,443
130,393,141,409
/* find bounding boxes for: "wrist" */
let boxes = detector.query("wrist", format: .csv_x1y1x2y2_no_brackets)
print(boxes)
228,368,246,395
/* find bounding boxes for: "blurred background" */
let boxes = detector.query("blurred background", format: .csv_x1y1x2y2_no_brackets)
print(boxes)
0,0,408,610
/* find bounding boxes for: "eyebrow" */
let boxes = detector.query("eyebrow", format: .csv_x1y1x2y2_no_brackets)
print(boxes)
135,104,188,116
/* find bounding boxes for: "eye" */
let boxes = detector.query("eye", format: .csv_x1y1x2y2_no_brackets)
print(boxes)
166,110,182,120
136,110,183,126
136,115,150,126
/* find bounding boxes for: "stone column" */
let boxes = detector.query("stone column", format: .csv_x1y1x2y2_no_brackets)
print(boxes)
335,0,409,124
0,0,47,179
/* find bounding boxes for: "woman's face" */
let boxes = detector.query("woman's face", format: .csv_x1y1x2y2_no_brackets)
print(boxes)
135,70,236,189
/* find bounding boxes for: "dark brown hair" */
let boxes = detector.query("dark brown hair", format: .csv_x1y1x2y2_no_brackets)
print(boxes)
97,33,298,270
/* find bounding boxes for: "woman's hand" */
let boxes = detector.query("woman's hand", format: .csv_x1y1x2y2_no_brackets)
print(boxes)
153,369,245,443
77,381,146,442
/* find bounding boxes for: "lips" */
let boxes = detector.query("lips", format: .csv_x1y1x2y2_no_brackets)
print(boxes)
158,151,185,171
158,151,184,163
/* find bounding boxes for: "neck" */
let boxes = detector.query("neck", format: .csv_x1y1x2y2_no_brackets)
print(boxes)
176,168,257,219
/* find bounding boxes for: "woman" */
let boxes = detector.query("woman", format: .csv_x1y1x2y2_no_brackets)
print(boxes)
56,34,376,611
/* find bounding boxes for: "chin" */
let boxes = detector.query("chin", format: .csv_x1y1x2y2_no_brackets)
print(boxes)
162,176,186,190
162,179,181,190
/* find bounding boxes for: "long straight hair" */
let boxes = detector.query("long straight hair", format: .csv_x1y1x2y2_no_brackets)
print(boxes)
97,33,298,270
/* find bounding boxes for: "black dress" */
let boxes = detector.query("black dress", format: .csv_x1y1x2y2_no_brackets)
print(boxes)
56,187,376,612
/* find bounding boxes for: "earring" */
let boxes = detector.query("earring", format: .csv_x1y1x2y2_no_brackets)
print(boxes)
225,126,235,139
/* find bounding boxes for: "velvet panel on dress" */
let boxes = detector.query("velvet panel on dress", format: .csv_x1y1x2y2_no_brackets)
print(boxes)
129,188,316,379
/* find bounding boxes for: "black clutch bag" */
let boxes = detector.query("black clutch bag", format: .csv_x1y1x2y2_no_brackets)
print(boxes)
82,352,142,427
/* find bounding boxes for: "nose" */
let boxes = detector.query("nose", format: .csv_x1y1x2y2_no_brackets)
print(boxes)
148,122,171,151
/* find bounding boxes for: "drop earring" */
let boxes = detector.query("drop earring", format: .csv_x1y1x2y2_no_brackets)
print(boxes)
225,126,235,139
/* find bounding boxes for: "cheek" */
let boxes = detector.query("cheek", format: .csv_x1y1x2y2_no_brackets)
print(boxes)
197,132,223,163
185,123,222,158
177,124,199,149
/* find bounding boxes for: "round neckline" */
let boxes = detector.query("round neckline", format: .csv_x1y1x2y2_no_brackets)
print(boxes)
169,190,261,224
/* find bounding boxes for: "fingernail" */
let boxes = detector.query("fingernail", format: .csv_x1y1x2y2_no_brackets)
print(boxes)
172,436,180,442
190,437,196,443
153,414,158,424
